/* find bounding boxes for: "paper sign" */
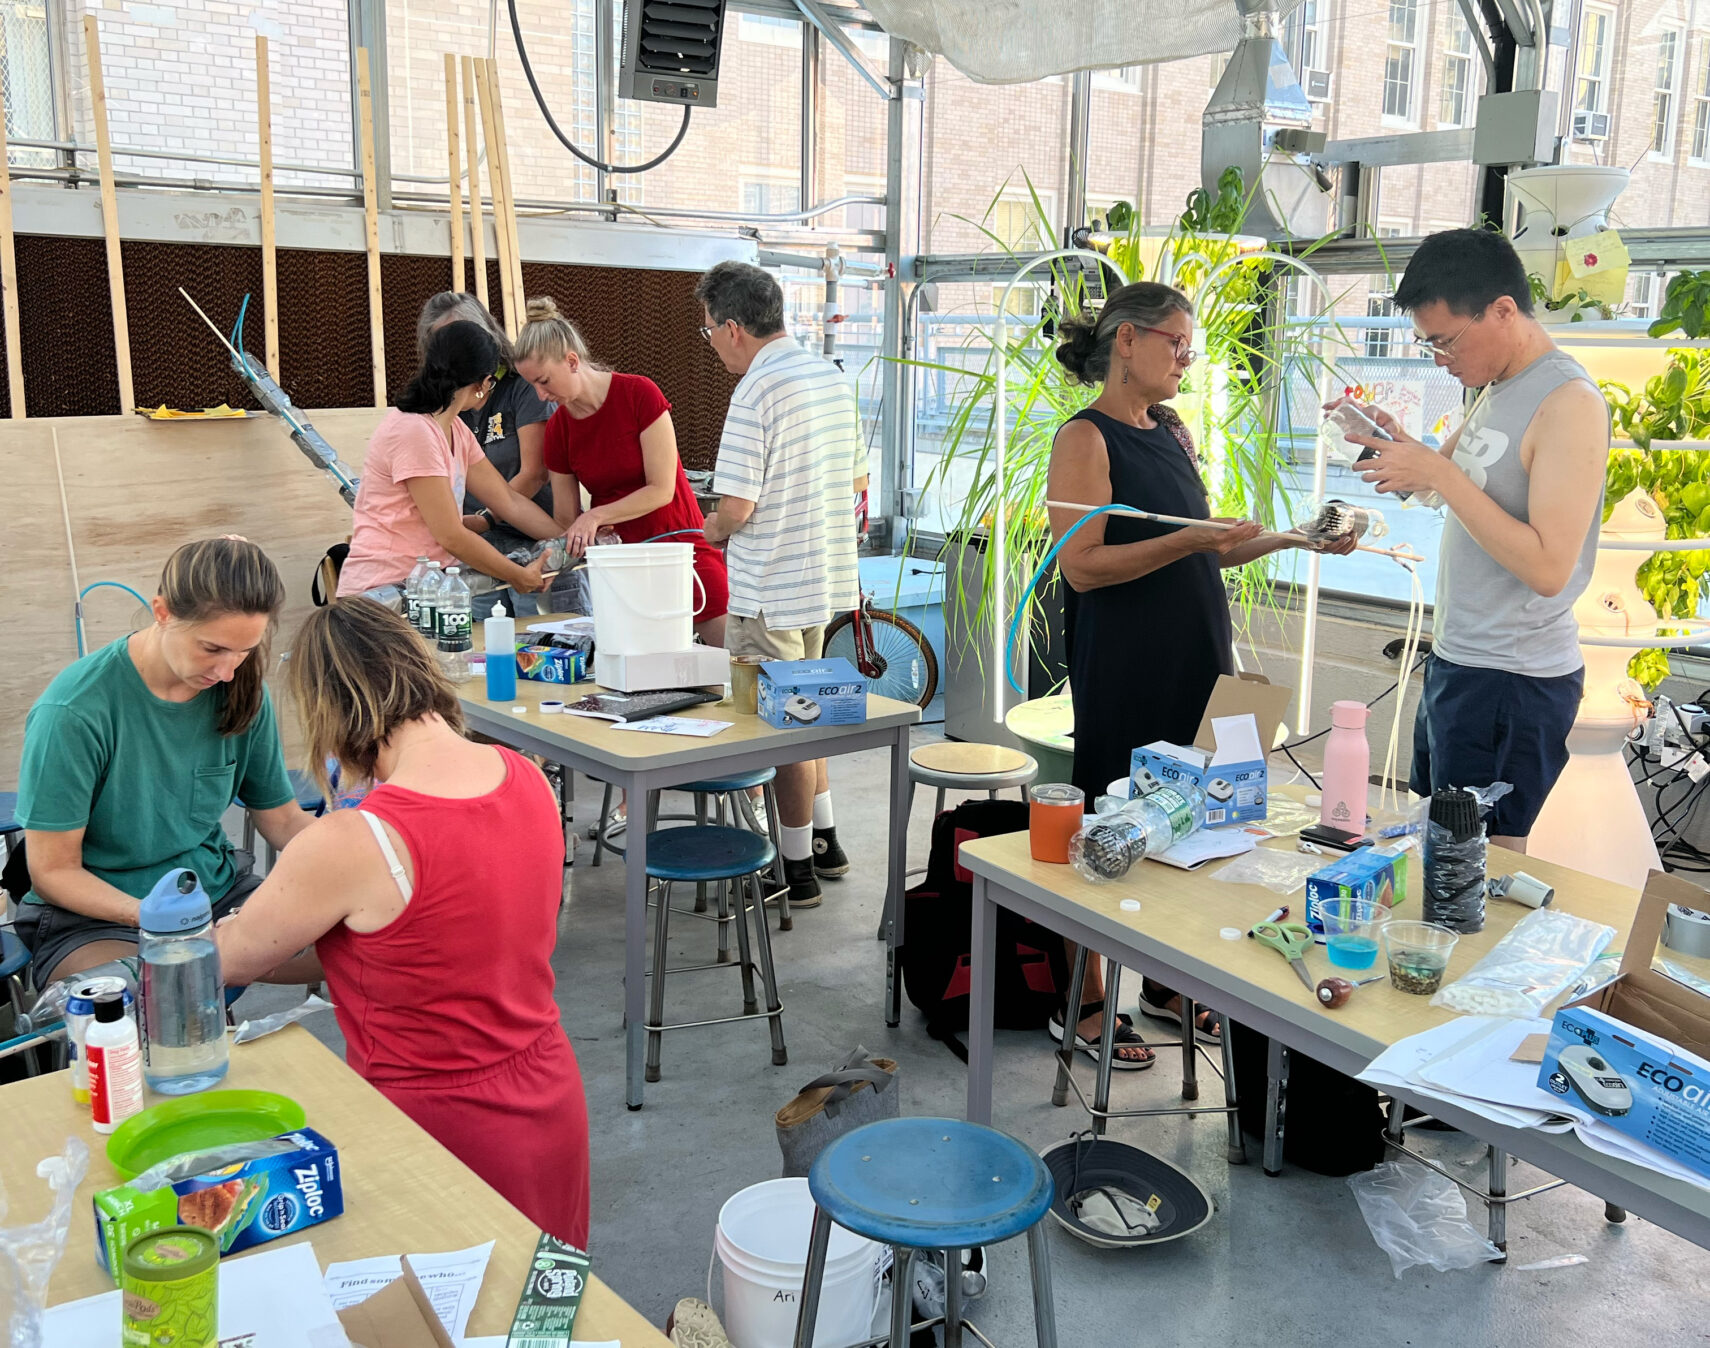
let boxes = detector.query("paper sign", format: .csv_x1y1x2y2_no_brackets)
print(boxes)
610,716,733,737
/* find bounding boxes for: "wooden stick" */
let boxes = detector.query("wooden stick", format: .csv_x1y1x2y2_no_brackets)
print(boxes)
0,66,25,416
256,36,280,381
472,59,516,337
356,47,386,407
484,58,526,319
443,53,465,294
461,55,489,308
83,16,133,411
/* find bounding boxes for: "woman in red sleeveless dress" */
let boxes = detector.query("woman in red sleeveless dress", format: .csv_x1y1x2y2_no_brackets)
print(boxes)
513,295,730,645
215,599,588,1247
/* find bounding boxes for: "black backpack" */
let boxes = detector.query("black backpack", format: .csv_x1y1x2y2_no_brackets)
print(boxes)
901,799,1070,1059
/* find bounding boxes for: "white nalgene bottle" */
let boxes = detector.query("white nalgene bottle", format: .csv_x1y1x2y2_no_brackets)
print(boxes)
139,868,230,1095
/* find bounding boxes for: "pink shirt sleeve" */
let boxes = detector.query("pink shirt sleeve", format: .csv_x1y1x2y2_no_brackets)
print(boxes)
386,414,458,483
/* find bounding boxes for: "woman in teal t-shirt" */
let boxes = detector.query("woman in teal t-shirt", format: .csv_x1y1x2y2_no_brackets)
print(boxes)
13,538,314,985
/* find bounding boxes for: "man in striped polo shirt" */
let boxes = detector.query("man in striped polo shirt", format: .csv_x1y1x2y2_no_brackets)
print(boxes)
699,261,865,909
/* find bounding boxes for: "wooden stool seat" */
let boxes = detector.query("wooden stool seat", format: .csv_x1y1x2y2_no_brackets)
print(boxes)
909,742,1032,778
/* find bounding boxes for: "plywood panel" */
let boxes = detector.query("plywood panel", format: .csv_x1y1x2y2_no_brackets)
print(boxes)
0,407,384,787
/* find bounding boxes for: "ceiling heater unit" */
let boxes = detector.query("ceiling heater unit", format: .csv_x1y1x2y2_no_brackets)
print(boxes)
620,0,729,108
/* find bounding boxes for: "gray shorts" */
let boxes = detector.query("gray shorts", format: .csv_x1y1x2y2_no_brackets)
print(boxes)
16,851,264,987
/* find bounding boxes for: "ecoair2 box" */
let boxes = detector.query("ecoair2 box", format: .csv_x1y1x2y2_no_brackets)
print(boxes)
758,657,867,729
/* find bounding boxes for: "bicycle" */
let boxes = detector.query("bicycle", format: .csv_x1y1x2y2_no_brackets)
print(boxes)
823,588,939,709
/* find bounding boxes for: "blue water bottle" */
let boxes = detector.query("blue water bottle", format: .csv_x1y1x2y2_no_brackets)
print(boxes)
138,868,230,1095
485,600,518,702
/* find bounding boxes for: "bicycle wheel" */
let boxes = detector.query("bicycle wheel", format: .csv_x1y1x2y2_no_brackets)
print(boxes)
823,609,939,709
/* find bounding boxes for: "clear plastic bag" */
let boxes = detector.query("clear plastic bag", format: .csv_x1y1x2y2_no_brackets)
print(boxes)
1212,848,1323,895
1429,907,1617,1018
232,992,334,1045
0,1135,89,1348
1348,1160,1503,1277
1422,783,1512,934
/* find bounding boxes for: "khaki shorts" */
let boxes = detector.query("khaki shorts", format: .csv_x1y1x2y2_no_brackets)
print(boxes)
727,614,824,662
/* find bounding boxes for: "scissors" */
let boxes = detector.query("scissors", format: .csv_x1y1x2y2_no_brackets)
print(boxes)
1252,921,1316,994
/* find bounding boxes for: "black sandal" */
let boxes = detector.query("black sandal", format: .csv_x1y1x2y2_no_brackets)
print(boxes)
1136,979,1222,1045
1046,999,1157,1071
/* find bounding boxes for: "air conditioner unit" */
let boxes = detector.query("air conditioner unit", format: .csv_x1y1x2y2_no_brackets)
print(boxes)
1573,110,1611,141
620,0,728,109
1305,68,1332,101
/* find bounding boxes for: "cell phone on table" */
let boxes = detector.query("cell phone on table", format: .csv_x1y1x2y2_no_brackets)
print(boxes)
1300,824,1371,853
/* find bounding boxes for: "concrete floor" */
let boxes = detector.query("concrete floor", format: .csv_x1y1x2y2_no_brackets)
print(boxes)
244,725,1710,1346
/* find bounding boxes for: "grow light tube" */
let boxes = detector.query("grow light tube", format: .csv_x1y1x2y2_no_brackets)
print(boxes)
990,248,1132,725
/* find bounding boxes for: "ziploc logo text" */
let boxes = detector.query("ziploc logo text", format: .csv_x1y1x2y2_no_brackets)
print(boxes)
294,1165,326,1218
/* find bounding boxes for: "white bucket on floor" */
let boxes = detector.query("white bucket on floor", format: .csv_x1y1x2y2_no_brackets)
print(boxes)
712,1177,880,1348
586,542,703,655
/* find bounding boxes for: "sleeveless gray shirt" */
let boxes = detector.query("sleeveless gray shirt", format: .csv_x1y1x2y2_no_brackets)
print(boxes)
1432,349,1605,678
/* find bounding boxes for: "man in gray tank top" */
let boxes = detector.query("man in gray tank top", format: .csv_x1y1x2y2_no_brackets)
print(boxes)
1337,229,1607,850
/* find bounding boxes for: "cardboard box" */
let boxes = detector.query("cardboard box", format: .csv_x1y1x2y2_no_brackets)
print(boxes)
338,1258,456,1348
95,1128,343,1275
1304,847,1408,936
758,657,867,729
594,645,728,693
1130,711,1269,827
516,645,585,684
1536,872,1710,1177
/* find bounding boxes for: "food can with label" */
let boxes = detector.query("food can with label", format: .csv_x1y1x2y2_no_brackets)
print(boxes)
66,976,133,1106
120,1226,218,1348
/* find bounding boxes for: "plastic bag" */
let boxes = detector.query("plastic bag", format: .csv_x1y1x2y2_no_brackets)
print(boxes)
1429,907,1617,1018
0,1135,89,1348
232,992,334,1045
20,959,138,1035
1347,1160,1503,1277
1422,783,1512,933
1213,848,1323,895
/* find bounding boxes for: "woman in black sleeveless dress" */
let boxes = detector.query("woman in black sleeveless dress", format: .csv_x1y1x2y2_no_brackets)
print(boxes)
1044,282,1345,1065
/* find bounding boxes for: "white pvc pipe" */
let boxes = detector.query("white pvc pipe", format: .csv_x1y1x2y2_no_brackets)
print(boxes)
989,247,1131,724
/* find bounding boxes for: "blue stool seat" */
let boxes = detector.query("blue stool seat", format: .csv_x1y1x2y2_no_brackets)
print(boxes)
0,791,18,835
0,929,28,980
678,768,777,793
287,769,326,814
810,1118,1055,1251
645,826,776,883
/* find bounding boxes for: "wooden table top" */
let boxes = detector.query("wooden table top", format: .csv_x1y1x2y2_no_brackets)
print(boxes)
4,1027,666,1343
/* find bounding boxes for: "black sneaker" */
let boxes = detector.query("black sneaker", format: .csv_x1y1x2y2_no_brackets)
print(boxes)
812,827,850,878
784,857,823,909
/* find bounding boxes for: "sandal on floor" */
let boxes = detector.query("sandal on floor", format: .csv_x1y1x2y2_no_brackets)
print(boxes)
1046,1000,1156,1071
1135,982,1222,1045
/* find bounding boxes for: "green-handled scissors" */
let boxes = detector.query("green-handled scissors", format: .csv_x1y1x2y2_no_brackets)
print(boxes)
1252,921,1316,993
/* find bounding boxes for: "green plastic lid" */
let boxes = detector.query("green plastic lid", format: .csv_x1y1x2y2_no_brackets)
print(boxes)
123,1226,218,1281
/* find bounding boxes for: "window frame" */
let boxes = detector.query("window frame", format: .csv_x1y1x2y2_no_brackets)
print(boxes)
1652,25,1685,160
1439,10,1476,129
1575,4,1617,117
1690,38,1710,165
1383,0,1422,127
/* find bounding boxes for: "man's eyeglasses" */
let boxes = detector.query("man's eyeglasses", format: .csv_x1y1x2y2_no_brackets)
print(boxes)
1414,310,1484,355
698,325,713,342
1135,325,1199,367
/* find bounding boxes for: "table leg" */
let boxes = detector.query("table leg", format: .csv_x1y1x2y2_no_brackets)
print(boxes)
1179,995,1199,1102
1051,945,1091,1109
1488,1147,1508,1253
966,875,998,1125
885,727,911,1027
625,777,650,1111
1091,962,1118,1139
1221,1019,1245,1165
1263,1036,1288,1177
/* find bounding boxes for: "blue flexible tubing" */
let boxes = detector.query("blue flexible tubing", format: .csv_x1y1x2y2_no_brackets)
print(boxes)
75,581,152,657
1003,504,1135,695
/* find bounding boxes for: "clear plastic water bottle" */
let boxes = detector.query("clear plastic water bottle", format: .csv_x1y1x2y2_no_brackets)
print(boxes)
138,869,229,1095
416,561,443,640
1069,785,1207,883
404,557,430,631
437,566,473,682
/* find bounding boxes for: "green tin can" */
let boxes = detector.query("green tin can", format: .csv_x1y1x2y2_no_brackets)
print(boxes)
120,1226,218,1348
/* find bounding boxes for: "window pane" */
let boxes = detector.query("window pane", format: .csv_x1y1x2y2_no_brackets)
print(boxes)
1384,45,1415,119
1,0,55,168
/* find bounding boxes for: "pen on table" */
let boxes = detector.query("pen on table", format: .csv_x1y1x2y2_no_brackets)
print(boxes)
1247,905,1288,937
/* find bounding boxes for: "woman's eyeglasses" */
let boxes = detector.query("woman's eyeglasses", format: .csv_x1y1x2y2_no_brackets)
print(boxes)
1135,325,1199,367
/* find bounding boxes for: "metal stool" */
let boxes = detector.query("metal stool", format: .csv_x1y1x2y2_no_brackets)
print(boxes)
0,928,38,1077
643,825,787,1083
676,769,790,934
794,1117,1058,1348
239,770,326,871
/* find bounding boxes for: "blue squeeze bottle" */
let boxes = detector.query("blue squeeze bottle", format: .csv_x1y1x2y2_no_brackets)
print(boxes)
485,601,518,702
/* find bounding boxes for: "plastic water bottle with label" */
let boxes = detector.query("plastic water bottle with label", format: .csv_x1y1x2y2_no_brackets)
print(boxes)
437,566,474,682
139,869,230,1095
404,557,430,631
1069,785,1207,882
416,560,444,640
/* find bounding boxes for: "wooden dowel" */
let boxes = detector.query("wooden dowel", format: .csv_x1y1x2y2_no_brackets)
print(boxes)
257,36,279,381
0,65,25,416
484,59,526,318
356,47,386,407
443,53,464,294
83,16,133,411
461,55,488,308
472,59,516,337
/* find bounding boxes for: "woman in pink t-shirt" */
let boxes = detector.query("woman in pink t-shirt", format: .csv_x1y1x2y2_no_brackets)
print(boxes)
338,321,566,601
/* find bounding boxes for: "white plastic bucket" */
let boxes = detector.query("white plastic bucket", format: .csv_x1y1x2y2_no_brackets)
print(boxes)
711,1177,880,1348
585,542,704,656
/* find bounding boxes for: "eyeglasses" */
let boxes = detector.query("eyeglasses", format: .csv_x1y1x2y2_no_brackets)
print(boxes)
1135,325,1199,367
698,325,713,342
1414,311,1484,355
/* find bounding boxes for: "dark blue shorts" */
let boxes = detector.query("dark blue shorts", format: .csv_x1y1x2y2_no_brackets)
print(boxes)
1409,653,1583,839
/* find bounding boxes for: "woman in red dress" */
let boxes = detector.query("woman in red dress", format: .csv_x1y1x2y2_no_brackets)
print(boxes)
215,599,589,1248
514,296,731,644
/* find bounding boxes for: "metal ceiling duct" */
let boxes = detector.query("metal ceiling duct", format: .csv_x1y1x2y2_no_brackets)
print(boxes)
1202,0,1331,240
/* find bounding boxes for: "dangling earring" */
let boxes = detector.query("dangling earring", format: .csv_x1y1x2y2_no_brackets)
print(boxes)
1121,366,1129,386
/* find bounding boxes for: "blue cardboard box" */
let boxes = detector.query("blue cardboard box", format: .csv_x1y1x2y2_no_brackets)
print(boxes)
1130,711,1269,826
758,657,867,729
1304,847,1408,936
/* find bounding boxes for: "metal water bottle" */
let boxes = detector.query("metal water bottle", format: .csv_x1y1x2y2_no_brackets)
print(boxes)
138,869,229,1096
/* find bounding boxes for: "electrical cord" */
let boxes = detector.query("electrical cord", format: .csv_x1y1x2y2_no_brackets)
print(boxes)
508,0,692,175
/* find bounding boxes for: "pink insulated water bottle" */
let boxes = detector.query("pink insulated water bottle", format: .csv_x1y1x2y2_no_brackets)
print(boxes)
1319,700,1370,834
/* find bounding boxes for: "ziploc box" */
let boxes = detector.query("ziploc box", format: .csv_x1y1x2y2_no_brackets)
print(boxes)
1536,871,1710,1178
758,657,867,729
1303,847,1408,937
1129,711,1269,826
95,1128,343,1276
517,644,584,684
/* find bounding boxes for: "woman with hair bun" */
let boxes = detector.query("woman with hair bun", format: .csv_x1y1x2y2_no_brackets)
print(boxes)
1044,282,1351,1065
338,319,567,604
514,296,730,644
